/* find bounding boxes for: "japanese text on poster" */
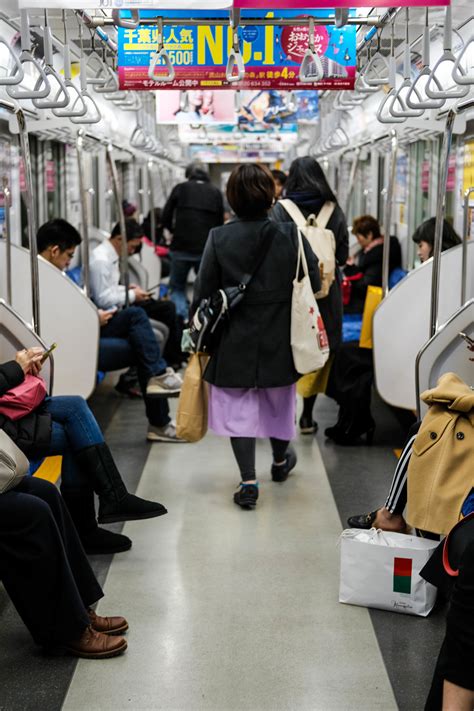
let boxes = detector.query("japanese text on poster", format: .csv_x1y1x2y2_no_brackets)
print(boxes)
118,10,356,90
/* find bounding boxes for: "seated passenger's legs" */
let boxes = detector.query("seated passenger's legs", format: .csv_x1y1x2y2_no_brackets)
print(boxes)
0,478,100,646
34,396,168,547
101,307,182,399
325,343,375,445
100,306,167,383
347,421,421,531
138,299,184,369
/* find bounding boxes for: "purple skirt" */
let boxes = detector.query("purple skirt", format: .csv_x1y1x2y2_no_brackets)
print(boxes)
208,384,296,440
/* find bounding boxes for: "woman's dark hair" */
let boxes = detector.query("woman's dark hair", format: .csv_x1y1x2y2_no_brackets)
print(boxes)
352,215,381,240
285,156,337,202
226,164,275,218
37,219,82,253
111,218,144,242
412,217,461,252
271,169,287,185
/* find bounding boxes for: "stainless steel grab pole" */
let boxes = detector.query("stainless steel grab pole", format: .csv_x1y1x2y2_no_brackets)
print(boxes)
429,109,456,337
462,187,474,307
147,161,156,243
344,148,360,218
76,130,91,297
106,144,129,307
2,177,12,305
16,108,41,333
382,130,398,298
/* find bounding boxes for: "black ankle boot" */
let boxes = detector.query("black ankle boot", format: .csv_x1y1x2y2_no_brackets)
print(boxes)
271,445,297,482
61,488,132,555
75,443,168,525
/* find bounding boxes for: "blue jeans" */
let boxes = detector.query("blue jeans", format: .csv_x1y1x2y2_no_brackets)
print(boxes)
30,396,103,491
100,307,171,428
169,251,202,319
100,306,167,379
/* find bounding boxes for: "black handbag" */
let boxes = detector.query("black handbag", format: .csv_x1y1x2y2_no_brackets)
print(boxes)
188,222,274,355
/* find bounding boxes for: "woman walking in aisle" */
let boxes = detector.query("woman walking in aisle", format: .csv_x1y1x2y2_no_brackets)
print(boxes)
193,163,320,508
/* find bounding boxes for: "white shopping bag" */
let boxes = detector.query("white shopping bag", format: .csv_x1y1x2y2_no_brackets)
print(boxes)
339,528,439,617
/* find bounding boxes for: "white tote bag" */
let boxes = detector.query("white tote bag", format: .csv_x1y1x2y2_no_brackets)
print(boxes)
0,430,29,494
339,528,439,617
291,230,330,374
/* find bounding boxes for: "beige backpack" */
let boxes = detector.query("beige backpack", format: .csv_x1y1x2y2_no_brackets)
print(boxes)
280,199,336,299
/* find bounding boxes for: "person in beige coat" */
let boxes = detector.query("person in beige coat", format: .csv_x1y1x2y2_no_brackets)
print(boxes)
407,372,474,536
348,372,474,536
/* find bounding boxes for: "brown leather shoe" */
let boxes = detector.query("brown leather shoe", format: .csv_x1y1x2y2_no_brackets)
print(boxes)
88,608,129,635
65,625,127,659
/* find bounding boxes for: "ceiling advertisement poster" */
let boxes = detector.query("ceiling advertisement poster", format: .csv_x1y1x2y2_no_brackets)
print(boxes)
117,10,356,90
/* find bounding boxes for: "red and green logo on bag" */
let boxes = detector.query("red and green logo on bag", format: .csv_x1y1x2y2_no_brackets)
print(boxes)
393,557,412,594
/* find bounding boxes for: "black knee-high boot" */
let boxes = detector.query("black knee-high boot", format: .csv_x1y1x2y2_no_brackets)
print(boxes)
61,487,132,555
75,443,168,524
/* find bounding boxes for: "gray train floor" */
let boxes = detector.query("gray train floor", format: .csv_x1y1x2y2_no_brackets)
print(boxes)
0,386,445,711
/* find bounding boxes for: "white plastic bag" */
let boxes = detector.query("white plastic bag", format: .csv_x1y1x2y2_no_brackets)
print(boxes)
339,528,439,617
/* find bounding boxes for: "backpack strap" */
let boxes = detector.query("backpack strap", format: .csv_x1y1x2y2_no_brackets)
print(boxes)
315,201,336,230
278,199,308,231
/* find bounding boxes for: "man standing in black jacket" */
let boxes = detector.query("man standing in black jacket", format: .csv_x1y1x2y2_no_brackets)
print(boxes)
162,164,224,320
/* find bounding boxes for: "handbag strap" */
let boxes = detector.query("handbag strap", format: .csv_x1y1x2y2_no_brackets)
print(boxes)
295,229,310,282
239,220,276,289
278,199,308,231
315,201,336,229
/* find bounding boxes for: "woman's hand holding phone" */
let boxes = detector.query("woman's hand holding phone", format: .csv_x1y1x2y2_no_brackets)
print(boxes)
15,347,44,376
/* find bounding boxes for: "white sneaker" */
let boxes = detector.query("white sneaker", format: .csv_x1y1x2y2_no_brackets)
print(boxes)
147,421,186,443
146,368,183,397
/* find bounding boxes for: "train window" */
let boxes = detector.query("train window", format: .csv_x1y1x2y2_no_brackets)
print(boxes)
45,141,64,222
0,135,12,240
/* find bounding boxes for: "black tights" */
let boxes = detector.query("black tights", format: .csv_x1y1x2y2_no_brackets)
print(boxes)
230,437,290,482
302,394,317,420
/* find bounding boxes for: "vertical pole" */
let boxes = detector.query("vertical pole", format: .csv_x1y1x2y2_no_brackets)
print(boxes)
16,109,40,334
2,177,12,305
76,131,91,297
344,148,361,218
107,144,129,307
429,109,456,337
461,187,474,307
382,130,398,298
147,161,156,243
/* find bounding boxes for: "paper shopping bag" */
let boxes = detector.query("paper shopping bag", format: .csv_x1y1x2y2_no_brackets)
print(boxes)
339,528,439,617
176,354,210,443
359,285,382,349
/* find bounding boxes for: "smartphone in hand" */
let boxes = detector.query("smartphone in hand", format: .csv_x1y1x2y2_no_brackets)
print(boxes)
40,343,57,364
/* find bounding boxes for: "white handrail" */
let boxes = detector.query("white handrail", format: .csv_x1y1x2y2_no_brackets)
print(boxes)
425,6,469,100
452,35,474,86
299,17,324,84
406,12,446,111
6,10,50,101
33,16,69,110
148,18,175,84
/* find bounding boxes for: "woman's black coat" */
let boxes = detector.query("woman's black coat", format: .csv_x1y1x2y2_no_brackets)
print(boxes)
271,199,349,351
344,236,402,314
193,217,320,388
0,361,52,455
